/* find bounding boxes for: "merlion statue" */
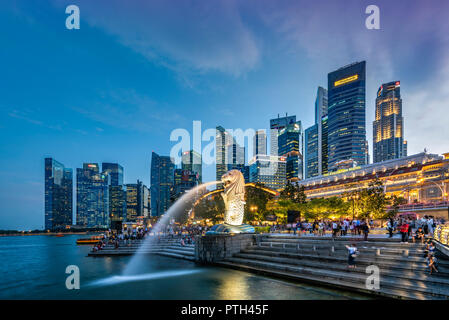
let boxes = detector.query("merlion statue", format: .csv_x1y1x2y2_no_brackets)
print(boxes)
206,169,255,234
221,170,246,226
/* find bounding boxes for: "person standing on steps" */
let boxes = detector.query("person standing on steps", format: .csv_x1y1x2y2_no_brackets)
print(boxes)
387,218,394,238
346,243,359,269
400,221,409,243
361,220,369,241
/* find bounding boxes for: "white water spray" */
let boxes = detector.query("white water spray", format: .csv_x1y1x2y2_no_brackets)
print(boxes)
123,181,219,275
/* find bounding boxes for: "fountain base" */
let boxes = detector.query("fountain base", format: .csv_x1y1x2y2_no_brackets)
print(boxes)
206,223,255,235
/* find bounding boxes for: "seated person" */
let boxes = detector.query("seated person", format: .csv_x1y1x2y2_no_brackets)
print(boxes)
413,227,425,244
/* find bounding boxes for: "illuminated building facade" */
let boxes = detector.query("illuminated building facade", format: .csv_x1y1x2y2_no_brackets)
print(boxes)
270,115,296,156
373,81,407,163
278,121,303,182
125,180,146,221
298,152,449,213
151,152,175,216
328,61,367,172
76,163,110,228
249,155,287,190
44,158,73,230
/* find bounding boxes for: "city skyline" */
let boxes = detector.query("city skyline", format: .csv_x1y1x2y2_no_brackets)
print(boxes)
2,0,449,229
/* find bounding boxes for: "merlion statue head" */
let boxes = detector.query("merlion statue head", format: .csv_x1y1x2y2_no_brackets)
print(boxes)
221,170,246,226
221,169,245,201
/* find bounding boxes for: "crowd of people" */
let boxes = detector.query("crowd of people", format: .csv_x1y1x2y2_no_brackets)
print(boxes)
89,215,445,275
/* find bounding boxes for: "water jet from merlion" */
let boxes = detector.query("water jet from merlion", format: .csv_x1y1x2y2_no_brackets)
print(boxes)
122,169,254,275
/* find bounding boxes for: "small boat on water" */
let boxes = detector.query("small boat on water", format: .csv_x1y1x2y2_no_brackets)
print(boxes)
55,234,64,237
76,235,104,245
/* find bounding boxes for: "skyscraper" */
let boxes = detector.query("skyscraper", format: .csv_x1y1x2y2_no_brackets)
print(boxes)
181,150,202,184
305,124,319,178
102,163,123,186
125,180,146,221
102,163,126,225
44,158,73,230
253,129,267,157
173,168,199,199
270,115,296,156
249,155,287,190
373,81,407,163
151,152,175,216
328,61,367,171
278,121,304,182
226,141,245,173
76,163,110,228
216,126,232,182
305,87,329,178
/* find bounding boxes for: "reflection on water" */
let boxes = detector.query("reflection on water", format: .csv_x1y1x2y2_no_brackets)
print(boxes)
89,269,202,287
217,272,250,300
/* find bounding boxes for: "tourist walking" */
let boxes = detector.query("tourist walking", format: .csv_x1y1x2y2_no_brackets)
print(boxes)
345,243,359,269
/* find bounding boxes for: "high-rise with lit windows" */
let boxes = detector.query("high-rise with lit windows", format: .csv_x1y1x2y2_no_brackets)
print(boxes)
328,61,367,171
373,81,407,163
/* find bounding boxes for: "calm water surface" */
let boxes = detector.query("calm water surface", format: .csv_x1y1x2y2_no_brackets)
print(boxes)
0,235,369,300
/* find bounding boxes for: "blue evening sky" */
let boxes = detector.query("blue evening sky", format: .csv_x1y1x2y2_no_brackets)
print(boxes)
1,0,448,229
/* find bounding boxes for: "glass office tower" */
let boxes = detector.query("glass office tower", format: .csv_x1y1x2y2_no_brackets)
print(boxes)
76,163,110,228
373,81,407,163
150,152,175,216
181,150,202,184
305,87,329,178
278,121,303,182
102,163,126,224
253,129,267,157
44,158,73,230
328,61,367,171
270,115,297,156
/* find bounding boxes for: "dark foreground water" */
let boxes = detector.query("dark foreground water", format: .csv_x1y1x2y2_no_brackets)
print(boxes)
0,235,369,300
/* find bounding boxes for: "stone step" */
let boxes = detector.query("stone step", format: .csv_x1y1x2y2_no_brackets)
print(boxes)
163,248,195,256
217,260,440,300
261,237,424,248
157,251,195,261
234,252,449,285
250,245,436,264
223,257,449,299
257,242,427,257
243,247,449,271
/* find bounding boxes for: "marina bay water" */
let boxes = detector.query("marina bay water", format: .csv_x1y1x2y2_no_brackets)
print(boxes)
0,234,369,299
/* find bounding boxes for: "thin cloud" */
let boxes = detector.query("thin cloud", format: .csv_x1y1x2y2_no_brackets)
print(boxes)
51,0,261,77
73,89,185,133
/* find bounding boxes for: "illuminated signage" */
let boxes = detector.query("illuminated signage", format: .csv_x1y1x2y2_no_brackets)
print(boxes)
334,74,359,87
